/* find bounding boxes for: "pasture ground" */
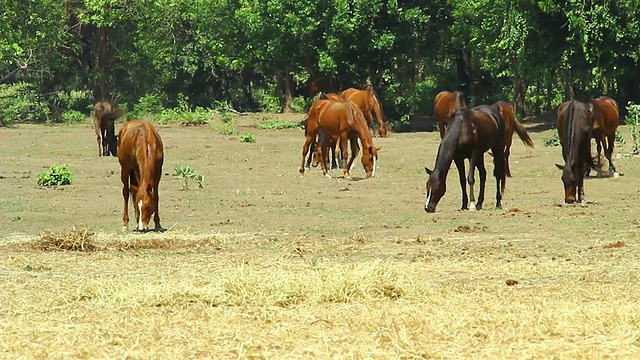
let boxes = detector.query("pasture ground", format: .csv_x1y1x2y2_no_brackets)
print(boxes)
1,113,639,359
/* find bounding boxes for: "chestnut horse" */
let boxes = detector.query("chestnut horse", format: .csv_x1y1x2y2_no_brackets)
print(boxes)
117,120,164,231
589,96,619,176
492,101,535,177
555,100,598,204
93,101,125,157
300,97,380,178
424,105,506,212
339,88,389,137
434,91,466,139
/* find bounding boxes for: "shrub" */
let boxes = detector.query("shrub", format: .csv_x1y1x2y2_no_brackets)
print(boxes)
173,165,204,190
256,118,303,130
542,133,561,147
0,82,49,125
37,165,74,186
212,122,237,135
157,107,211,126
615,129,626,148
57,89,92,113
133,94,165,119
61,110,86,124
625,102,640,155
240,132,256,143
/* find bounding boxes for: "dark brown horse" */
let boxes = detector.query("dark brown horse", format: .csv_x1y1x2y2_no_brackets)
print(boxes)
434,91,466,139
492,101,535,176
117,120,164,231
300,97,380,178
93,101,125,157
589,96,620,176
339,88,389,137
555,100,598,204
424,105,506,212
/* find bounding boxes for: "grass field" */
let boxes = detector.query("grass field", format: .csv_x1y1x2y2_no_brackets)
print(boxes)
1,113,639,359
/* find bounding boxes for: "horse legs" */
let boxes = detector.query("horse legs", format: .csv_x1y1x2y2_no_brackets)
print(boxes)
299,130,317,176
605,133,618,176
345,132,360,171
339,133,350,178
493,148,506,209
475,156,487,210
504,131,514,177
153,167,163,231
595,136,604,177
454,157,469,210
320,136,334,178
120,168,131,231
467,152,480,206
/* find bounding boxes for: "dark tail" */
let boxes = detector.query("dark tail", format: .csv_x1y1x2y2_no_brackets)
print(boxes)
100,108,126,123
513,119,534,148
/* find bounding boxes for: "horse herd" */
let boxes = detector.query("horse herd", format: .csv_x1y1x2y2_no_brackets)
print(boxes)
297,89,621,213
91,88,620,232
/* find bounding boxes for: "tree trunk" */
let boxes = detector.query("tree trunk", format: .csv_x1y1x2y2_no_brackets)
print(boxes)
277,67,294,113
513,76,526,118
95,26,110,101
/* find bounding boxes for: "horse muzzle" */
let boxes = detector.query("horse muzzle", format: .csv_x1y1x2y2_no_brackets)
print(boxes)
425,205,436,213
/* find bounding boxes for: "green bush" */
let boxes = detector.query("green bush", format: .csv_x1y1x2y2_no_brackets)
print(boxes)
240,132,256,143
61,110,87,124
37,165,74,186
133,94,165,119
157,107,211,125
625,102,640,155
173,165,204,190
57,89,92,113
542,133,561,147
256,118,303,130
212,122,238,135
615,129,626,148
0,82,49,125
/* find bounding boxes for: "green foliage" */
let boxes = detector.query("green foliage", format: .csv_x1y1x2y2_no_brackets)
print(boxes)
255,90,282,113
133,94,165,119
212,122,238,135
615,129,626,148
625,102,640,155
542,133,561,147
156,107,211,126
56,90,93,113
0,82,49,125
213,100,234,124
256,118,303,130
240,132,256,143
37,165,74,186
60,110,86,124
173,165,204,190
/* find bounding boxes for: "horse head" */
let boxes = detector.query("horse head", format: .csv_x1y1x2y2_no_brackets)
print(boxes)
135,184,157,231
555,163,578,204
361,146,381,178
424,167,446,212
311,141,322,167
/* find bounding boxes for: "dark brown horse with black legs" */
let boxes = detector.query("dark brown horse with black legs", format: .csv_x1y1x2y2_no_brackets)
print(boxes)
424,105,506,212
93,101,125,157
117,120,164,231
555,100,599,204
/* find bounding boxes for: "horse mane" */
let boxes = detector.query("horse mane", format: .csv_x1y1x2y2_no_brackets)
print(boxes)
563,101,597,171
369,89,386,121
432,108,465,173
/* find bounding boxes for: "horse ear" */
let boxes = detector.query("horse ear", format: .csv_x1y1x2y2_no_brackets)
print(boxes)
375,146,382,151
425,167,433,175
555,164,564,170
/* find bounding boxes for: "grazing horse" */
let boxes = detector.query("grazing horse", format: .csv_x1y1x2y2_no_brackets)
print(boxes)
299,97,380,178
93,101,125,157
339,88,389,137
589,96,619,176
555,100,598,204
434,91,466,139
424,105,506,212
117,120,164,231
492,101,535,176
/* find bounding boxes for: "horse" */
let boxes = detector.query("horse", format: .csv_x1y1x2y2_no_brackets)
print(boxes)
434,91,466,139
492,101,535,176
93,101,125,157
424,105,506,212
555,100,599,204
589,96,619,177
339,88,389,137
299,97,380,178
117,120,164,231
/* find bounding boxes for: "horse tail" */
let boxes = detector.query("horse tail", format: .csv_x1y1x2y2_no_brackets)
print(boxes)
456,91,467,107
100,107,126,124
513,118,534,148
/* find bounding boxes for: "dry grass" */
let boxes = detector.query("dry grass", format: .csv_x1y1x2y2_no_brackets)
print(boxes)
29,227,98,252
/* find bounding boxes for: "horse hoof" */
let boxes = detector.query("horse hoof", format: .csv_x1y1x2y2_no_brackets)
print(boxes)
122,226,128,232
469,202,476,210
613,172,621,178
324,174,332,179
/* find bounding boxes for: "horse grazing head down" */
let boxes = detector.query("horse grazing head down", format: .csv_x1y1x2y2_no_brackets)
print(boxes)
424,167,446,213
361,145,380,178
117,119,164,231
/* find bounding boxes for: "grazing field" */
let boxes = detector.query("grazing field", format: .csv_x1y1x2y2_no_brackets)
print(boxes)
1,114,639,359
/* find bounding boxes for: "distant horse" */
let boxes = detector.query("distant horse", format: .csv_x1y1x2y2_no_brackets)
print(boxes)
339,88,389,137
589,96,619,177
492,101,535,176
300,97,380,178
434,91,466,139
117,120,164,231
424,105,506,212
93,101,125,157
555,100,598,204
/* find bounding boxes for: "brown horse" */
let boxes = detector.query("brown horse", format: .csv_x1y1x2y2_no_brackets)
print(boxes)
424,105,506,212
339,88,389,137
300,97,380,178
492,101,535,177
434,91,466,139
117,120,164,231
589,96,619,176
93,101,125,157
555,100,598,204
